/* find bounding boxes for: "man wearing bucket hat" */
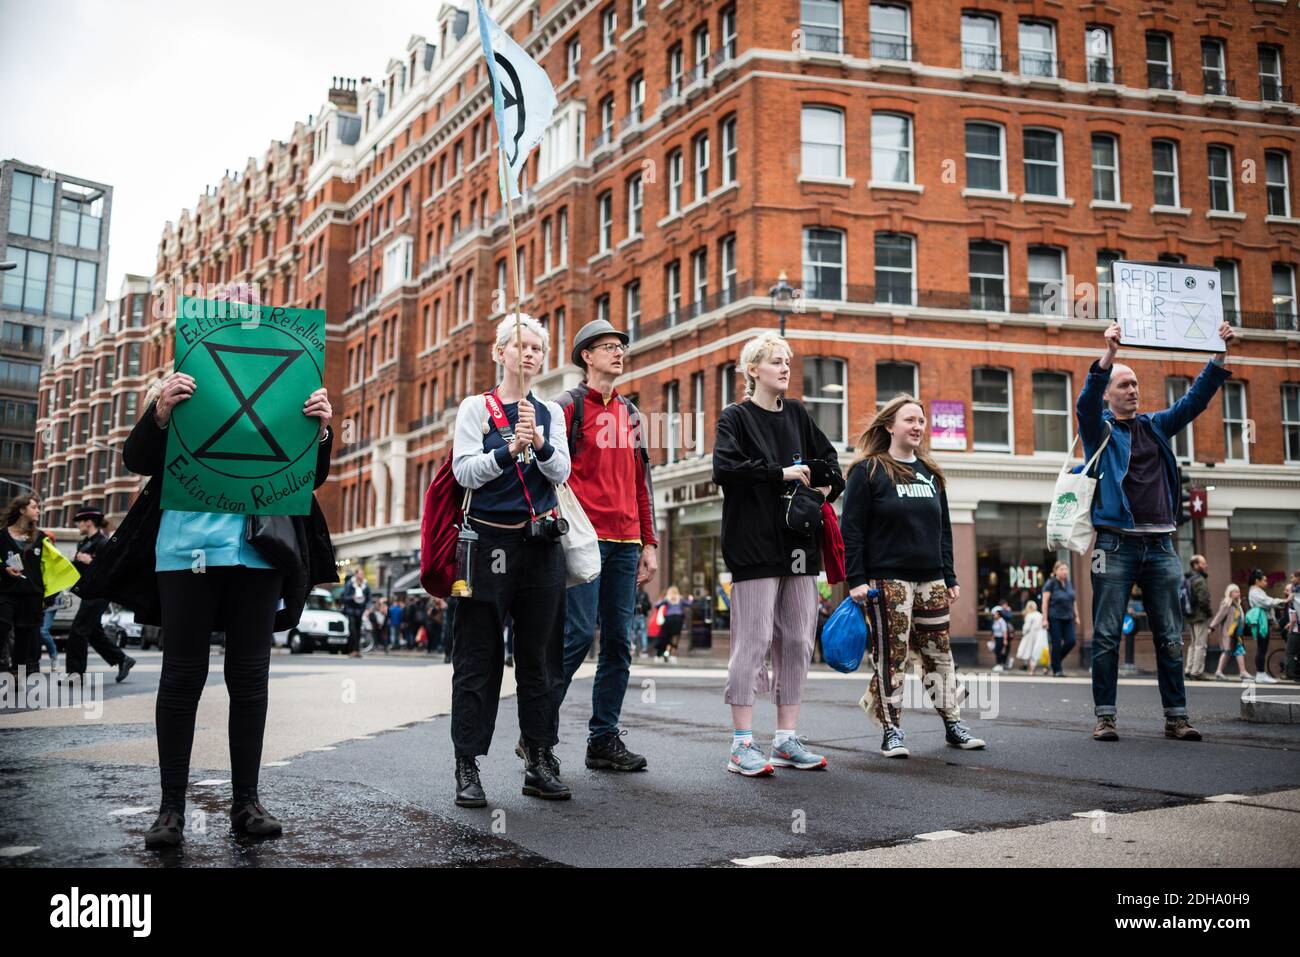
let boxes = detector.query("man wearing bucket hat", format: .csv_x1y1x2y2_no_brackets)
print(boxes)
539,318,658,773
66,506,135,683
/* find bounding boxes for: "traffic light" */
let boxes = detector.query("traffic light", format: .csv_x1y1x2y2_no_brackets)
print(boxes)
1178,470,1192,526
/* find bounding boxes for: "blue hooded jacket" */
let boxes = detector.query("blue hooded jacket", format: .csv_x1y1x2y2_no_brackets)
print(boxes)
1075,358,1231,531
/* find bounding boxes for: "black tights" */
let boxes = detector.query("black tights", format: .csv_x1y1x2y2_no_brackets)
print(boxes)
156,567,283,797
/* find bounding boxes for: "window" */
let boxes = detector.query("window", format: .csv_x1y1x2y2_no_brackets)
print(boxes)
596,294,610,323
1266,151,1292,217
628,73,645,123
567,37,581,79
694,25,710,71
1259,45,1284,102
720,5,737,59
598,191,613,252
632,0,646,27
667,44,683,95
1283,384,1300,463
602,5,617,49
665,381,679,463
872,113,912,184
721,115,738,185
1207,145,1234,211
874,233,914,305
876,361,917,408
665,260,682,325
804,357,847,445
600,96,614,141
972,368,1012,451
8,171,54,240
542,217,553,273
1091,134,1119,201
1222,381,1248,462
803,228,844,300
800,0,842,54
1,247,49,314
1165,377,1193,461
381,237,412,292
693,133,710,200
691,247,709,312
965,122,1005,192
668,149,684,214
719,234,737,303
1028,246,1065,315
1085,25,1114,83
1214,258,1239,323
870,3,911,60
969,241,1006,310
1152,140,1180,207
1032,372,1070,453
1019,21,1056,77
51,257,97,319
626,281,641,340
59,184,104,250
1097,250,1121,320
802,107,845,178
1023,128,1062,197
962,13,1000,71
1202,39,1227,95
721,362,737,408
1146,32,1174,89
558,207,569,265
1275,264,1298,329
627,174,643,237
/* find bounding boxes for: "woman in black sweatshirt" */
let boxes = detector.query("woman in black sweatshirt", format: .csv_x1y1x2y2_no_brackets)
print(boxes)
840,394,985,758
712,332,844,777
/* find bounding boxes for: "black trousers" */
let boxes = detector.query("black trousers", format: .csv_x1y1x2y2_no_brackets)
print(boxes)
156,567,283,795
65,597,124,675
451,522,565,758
0,595,42,675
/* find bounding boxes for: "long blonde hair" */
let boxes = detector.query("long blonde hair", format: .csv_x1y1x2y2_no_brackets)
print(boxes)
850,394,946,491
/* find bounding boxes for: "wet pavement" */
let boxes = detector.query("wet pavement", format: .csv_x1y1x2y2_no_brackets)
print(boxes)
2,653,1299,867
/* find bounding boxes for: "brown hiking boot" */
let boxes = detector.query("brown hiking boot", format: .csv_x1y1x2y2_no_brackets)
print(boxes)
1092,716,1118,741
1164,716,1202,741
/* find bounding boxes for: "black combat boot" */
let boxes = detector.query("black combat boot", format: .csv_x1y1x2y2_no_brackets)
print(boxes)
230,785,283,837
455,755,487,808
522,743,572,800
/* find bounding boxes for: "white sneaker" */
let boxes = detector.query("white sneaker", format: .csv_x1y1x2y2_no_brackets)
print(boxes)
1256,673,1278,684
668,655,678,665
992,664,1004,673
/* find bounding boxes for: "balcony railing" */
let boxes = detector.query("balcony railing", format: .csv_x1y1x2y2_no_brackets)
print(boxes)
870,37,914,61
591,129,614,152
962,48,1002,72
1203,75,1235,97
1019,50,1058,78
618,107,644,133
1260,81,1294,103
710,41,737,70
660,78,683,102
1147,68,1180,91
800,26,844,55
1086,61,1121,84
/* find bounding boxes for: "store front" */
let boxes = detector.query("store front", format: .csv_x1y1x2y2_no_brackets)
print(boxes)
974,502,1068,630
1229,509,1300,593
665,501,728,648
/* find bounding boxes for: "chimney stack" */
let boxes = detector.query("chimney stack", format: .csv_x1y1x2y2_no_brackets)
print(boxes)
328,76,359,110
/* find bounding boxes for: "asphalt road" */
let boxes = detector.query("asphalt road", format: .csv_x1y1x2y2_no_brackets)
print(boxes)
2,652,1298,867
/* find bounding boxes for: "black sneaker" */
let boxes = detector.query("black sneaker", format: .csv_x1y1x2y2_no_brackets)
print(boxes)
880,726,909,758
516,736,560,776
944,718,986,749
116,656,136,684
455,755,487,808
230,787,283,837
144,793,186,849
522,744,572,800
585,731,648,772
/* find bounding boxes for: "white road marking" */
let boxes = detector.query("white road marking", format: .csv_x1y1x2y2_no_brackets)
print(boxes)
915,830,965,841
312,746,337,752
0,846,39,858
1072,810,1106,819
1204,793,1247,803
263,761,291,768
731,855,785,866
195,779,230,786
108,807,153,817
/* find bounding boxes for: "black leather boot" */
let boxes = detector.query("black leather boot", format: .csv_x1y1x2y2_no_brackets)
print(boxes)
455,755,487,808
515,736,561,775
144,790,186,849
522,743,571,800
230,786,283,837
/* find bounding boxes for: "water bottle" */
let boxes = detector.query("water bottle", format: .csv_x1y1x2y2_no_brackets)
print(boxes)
451,524,479,598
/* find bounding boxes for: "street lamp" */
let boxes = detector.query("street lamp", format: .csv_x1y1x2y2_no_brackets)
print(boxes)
770,271,795,337
0,261,17,272
0,477,35,493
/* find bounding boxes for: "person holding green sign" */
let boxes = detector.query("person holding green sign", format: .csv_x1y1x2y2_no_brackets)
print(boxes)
76,286,338,850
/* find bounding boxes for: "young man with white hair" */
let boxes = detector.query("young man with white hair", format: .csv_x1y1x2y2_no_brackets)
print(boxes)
449,313,572,807
543,318,658,773
1078,319,1236,743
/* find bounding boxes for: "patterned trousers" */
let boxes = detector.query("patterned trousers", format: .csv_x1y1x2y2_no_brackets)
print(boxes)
864,579,961,726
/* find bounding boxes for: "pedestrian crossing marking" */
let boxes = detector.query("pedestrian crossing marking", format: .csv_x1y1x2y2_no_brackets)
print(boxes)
731,855,785,866
915,830,965,841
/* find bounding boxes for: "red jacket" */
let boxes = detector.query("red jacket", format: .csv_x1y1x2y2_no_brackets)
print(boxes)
563,386,658,547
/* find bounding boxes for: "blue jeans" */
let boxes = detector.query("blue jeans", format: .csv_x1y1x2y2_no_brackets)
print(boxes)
41,606,57,661
1047,616,1075,675
631,614,648,655
554,541,641,740
1090,531,1187,718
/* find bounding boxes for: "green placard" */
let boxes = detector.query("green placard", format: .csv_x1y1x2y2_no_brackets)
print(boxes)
161,297,326,516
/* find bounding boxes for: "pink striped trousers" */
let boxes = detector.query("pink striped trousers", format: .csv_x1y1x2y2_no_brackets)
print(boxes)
724,576,819,707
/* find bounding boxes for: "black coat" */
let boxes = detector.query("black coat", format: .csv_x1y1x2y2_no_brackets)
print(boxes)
73,402,339,630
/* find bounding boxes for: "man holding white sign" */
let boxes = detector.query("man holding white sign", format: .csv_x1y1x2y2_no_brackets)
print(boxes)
1077,317,1236,744
1113,261,1227,353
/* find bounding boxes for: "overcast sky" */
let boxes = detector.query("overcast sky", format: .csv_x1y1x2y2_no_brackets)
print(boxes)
0,0,448,293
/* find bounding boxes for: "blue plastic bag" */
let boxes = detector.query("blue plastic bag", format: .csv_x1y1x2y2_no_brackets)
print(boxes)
822,596,870,674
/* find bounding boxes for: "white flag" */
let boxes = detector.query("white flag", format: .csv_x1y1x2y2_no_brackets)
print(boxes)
476,0,557,202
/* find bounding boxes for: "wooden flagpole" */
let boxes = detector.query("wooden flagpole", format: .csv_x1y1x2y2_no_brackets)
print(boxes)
498,135,531,462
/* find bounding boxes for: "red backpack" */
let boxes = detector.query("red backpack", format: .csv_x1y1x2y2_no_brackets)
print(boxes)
419,455,466,598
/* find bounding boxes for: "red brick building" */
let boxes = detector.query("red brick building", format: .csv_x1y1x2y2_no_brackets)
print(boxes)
143,0,1300,653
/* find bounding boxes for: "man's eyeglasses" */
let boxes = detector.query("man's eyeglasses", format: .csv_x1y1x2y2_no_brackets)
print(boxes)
589,343,628,355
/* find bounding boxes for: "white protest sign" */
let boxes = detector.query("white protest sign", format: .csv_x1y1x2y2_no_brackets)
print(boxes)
1113,260,1225,352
